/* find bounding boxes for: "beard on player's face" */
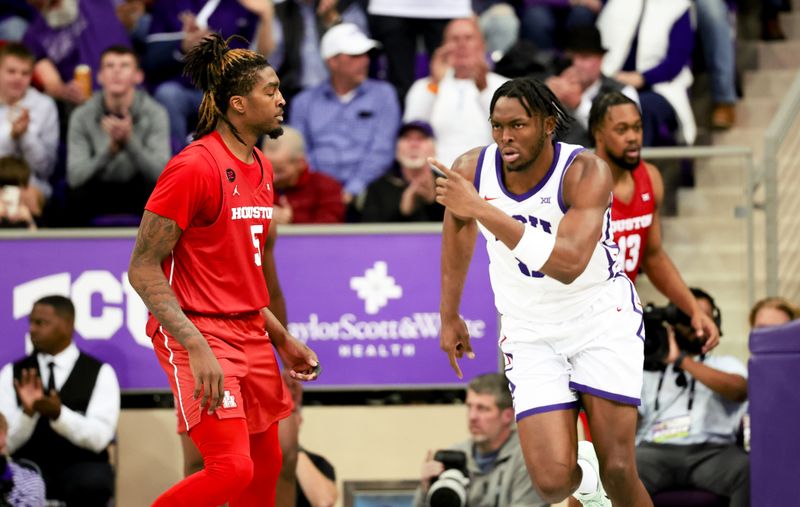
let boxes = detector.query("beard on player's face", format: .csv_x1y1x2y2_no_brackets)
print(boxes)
267,127,284,140
607,147,640,171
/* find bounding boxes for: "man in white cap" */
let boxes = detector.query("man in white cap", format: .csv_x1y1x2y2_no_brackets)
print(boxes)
289,23,400,207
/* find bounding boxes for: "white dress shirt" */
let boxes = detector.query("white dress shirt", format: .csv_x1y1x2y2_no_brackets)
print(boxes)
0,342,120,454
0,87,59,197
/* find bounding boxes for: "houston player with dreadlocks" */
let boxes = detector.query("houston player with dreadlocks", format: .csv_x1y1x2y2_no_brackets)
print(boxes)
129,34,319,507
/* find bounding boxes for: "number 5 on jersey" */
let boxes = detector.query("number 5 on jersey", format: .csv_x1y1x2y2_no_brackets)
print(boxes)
250,224,264,266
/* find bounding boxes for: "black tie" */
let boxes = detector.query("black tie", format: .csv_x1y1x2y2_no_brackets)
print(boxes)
47,362,56,393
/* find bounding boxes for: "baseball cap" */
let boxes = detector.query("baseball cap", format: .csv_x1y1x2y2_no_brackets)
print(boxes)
320,23,380,60
398,120,434,139
564,26,607,55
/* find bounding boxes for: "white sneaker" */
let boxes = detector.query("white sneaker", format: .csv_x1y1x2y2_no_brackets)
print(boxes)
573,441,611,507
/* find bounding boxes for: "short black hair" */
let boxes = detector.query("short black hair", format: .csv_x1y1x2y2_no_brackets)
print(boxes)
100,44,139,67
588,91,639,136
34,295,75,321
0,42,34,65
489,78,572,138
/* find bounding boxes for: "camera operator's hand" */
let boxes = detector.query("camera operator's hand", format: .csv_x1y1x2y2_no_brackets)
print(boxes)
663,326,681,365
420,450,445,492
692,311,720,353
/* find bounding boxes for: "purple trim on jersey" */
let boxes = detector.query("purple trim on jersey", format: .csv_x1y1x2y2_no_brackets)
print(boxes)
516,401,580,422
473,145,489,193
569,381,641,406
496,142,562,202
618,273,645,341
557,146,586,212
602,244,616,280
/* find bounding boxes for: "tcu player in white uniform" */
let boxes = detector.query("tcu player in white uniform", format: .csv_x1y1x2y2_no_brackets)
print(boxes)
433,78,653,507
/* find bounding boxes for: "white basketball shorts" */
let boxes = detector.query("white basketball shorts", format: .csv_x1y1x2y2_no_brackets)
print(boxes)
500,275,645,421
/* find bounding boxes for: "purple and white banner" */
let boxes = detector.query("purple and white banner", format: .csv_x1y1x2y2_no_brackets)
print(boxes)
0,229,499,391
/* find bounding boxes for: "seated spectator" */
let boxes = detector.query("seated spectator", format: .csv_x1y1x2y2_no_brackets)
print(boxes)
367,0,472,102
519,0,601,52
290,23,399,206
362,121,443,223
0,156,37,229
280,370,338,507
269,0,369,107
66,45,170,226
695,0,738,130
0,0,35,42
548,26,639,146
404,18,508,168
145,0,272,153
412,373,547,507
597,0,697,146
262,126,345,225
636,288,749,506
22,0,131,105
0,295,120,507
0,412,46,506
749,296,798,329
0,42,58,214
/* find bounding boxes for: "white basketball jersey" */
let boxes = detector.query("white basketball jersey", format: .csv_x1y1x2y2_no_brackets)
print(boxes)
475,142,622,323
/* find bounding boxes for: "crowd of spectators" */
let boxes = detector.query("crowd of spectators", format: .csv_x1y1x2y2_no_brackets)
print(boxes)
0,0,790,228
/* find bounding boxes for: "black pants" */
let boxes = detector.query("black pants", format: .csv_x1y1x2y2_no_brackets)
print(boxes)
67,174,153,226
636,442,750,507
368,15,451,103
43,462,115,507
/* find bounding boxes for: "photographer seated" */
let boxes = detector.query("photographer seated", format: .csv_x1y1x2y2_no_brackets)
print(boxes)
412,373,547,507
637,288,749,506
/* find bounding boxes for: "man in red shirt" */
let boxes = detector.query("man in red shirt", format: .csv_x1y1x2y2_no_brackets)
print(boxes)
261,126,345,224
128,34,319,507
589,91,718,344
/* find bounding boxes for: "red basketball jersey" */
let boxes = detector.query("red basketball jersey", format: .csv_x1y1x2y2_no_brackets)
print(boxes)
147,133,274,319
611,161,655,283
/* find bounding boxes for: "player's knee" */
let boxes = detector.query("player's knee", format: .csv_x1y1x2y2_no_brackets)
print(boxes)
531,467,574,503
599,456,635,493
207,453,254,493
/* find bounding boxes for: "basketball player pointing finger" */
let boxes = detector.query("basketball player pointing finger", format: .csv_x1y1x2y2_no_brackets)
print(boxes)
129,34,319,507
434,78,653,506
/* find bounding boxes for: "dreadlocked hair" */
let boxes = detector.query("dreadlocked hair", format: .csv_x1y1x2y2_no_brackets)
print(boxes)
489,78,572,138
588,91,638,137
183,33,269,145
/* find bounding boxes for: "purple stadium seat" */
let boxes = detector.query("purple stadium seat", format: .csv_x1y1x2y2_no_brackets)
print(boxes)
748,320,800,506
652,490,728,507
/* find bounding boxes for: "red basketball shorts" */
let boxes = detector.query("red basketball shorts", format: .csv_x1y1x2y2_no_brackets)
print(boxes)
151,312,293,434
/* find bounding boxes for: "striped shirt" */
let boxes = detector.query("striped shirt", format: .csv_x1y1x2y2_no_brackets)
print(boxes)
6,461,46,507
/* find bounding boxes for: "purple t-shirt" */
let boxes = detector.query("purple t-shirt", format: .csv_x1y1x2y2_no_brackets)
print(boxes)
22,0,130,89
145,0,260,85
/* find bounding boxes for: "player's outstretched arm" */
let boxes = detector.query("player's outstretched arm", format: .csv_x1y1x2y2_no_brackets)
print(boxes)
435,149,481,378
128,210,225,414
639,163,720,352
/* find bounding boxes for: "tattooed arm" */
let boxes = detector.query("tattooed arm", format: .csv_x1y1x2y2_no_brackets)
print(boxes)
128,210,225,414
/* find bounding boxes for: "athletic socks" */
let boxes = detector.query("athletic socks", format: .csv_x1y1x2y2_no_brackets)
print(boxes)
576,458,600,495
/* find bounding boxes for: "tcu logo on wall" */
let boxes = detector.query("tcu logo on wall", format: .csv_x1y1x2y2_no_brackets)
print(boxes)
13,271,151,349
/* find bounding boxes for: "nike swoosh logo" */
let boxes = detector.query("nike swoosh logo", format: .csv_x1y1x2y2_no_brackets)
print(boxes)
483,196,498,201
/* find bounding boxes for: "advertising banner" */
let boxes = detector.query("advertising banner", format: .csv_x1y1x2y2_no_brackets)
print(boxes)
0,230,499,391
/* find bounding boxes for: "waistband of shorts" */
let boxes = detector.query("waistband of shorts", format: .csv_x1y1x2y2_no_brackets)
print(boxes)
183,309,262,320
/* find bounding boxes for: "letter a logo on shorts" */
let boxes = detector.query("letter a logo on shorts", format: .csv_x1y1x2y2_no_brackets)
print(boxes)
222,390,237,409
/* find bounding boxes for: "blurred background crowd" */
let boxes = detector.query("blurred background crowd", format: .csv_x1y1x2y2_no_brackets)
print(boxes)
0,0,791,229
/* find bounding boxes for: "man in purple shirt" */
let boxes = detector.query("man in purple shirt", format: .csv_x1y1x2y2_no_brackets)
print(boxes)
22,0,131,105
144,0,274,153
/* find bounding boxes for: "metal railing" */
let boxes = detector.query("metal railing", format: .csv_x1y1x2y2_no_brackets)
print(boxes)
763,70,800,297
641,145,758,307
